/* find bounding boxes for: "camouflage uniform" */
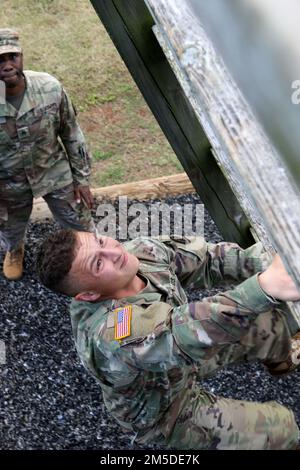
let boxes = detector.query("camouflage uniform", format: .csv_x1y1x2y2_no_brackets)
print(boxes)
70,237,300,450
0,70,94,250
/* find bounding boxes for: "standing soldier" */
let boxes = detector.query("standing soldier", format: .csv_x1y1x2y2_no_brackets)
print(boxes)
0,28,94,280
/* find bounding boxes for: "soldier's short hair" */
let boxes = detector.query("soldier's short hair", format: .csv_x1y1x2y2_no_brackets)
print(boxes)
36,229,78,296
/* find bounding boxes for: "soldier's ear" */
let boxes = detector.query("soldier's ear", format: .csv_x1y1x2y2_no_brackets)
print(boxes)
75,291,101,302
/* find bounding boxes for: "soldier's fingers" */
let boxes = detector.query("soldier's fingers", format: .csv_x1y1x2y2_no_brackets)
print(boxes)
81,190,93,209
88,191,95,209
74,187,81,204
84,188,94,209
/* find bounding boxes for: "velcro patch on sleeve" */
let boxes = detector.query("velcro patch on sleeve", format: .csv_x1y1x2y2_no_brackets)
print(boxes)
114,305,132,340
103,302,172,344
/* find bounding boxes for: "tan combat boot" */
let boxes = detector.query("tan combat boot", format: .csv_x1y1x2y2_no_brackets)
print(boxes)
265,331,300,376
3,244,25,280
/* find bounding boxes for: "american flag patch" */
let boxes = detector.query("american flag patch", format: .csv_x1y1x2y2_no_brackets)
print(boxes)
114,305,132,340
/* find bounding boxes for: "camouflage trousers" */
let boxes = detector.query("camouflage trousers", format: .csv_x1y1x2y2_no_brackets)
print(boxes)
161,307,299,450
0,183,95,251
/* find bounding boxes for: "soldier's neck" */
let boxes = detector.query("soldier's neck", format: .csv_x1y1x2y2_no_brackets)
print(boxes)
110,275,146,300
6,75,25,97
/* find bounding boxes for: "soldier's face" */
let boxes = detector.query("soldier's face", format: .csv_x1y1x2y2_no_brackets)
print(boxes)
0,52,24,90
70,232,140,297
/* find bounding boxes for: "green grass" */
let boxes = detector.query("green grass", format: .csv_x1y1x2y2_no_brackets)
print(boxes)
93,150,114,161
0,0,182,187
97,165,125,186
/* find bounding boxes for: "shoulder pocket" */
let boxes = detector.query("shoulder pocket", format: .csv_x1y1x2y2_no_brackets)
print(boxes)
103,302,172,346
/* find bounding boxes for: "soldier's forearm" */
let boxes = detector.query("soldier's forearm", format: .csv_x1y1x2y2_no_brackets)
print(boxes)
176,240,271,290
63,137,91,184
205,241,271,285
172,275,277,362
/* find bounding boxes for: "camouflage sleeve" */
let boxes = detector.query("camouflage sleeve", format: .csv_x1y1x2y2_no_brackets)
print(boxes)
59,88,91,186
172,273,280,362
168,237,271,290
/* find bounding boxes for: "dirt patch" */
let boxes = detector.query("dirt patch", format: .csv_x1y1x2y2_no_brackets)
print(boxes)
79,97,183,188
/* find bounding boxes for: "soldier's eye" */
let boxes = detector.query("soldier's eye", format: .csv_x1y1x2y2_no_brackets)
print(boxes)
94,234,104,247
96,259,102,271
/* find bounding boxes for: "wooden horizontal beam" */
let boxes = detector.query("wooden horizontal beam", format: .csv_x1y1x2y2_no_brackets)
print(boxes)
31,173,195,220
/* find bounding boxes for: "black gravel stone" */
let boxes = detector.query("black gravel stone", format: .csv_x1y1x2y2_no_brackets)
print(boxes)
0,193,299,449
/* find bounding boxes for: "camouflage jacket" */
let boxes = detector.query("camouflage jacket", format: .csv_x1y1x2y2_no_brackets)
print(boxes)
70,236,275,443
0,70,91,197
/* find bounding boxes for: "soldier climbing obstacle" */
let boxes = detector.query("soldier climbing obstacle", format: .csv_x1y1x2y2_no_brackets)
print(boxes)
37,229,300,450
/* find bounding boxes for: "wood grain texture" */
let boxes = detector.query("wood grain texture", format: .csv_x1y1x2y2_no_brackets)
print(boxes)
146,0,300,324
189,0,300,189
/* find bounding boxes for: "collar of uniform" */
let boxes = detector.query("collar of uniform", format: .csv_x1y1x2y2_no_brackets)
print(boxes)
0,71,37,118
111,274,162,309
16,71,38,118
0,91,17,117
118,291,162,307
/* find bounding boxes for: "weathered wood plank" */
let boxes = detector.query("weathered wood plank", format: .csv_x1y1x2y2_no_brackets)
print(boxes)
153,25,272,252
146,0,300,324
31,173,195,221
90,0,254,247
189,0,300,191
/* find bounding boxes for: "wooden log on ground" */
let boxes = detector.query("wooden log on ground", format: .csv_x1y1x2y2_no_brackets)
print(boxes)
31,173,195,221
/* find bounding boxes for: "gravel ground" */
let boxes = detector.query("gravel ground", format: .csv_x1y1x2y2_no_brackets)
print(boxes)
0,194,299,450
